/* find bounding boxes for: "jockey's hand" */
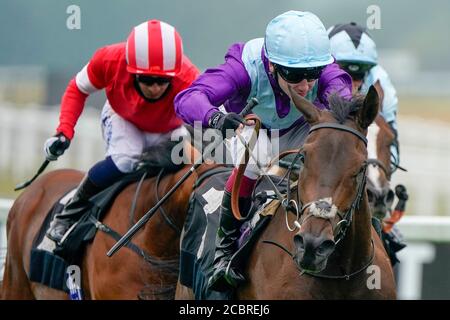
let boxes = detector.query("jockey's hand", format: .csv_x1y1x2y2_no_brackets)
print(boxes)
395,184,409,201
44,133,71,161
208,111,246,138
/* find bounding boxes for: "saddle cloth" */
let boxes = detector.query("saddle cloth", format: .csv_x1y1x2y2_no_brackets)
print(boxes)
179,171,289,300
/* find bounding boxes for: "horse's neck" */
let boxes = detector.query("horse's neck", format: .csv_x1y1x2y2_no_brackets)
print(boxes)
333,197,373,273
194,163,225,178
135,163,224,231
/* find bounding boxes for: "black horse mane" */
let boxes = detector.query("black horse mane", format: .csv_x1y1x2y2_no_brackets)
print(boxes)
327,93,365,124
139,139,185,174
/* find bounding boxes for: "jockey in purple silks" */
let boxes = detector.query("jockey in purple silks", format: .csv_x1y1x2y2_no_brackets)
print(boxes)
175,11,353,292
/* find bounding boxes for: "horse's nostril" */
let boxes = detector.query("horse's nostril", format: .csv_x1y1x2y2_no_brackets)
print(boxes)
294,234,304,250
386,189,395,205
367,189,374,203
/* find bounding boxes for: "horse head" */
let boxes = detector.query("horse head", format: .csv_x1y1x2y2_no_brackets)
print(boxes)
288,85,379,273
366,116,396,219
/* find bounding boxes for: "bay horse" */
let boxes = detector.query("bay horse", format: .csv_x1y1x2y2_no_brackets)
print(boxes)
1,141,215,299
176,86,396,299
366,115,396,220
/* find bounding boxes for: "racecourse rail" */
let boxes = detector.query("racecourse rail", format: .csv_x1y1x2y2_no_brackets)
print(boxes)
2,199,450,250
1,198,450,299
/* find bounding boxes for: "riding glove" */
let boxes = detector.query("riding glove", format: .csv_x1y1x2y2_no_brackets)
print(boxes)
44,133,71,161
395,185,409,201
208,111,245,139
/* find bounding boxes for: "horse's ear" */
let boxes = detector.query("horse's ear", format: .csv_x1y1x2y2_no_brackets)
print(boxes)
358,85,379,129
289,86,320,124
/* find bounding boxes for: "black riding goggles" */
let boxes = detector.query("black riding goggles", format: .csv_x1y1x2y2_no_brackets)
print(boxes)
338,61,375,80
274,64,325,83
136,75,172,86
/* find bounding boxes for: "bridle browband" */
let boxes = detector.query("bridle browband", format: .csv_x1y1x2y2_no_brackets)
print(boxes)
309,123,368,146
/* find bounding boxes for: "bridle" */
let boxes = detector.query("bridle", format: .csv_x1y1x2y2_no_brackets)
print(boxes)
263,122,375,280
296,123,369,246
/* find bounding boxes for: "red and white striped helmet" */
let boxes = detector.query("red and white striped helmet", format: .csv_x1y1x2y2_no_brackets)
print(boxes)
126,20,183,76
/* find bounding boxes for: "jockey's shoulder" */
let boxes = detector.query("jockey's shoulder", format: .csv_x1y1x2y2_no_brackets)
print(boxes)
225,41,247,62
369,64,391,81
180,54,198,73
321,61,353,85
366,64,398,96
91,42,126,63
175,55,200,85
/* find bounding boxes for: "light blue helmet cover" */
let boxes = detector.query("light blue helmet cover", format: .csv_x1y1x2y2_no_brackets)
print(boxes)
328,22,378,65
264,11,334,68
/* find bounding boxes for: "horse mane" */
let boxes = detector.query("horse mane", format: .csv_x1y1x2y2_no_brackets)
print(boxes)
327,93,365,124
139,139,185,173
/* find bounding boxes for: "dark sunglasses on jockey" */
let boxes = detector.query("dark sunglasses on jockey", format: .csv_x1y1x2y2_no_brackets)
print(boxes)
135,74,172,86
274,64,325,83
338,61,375,81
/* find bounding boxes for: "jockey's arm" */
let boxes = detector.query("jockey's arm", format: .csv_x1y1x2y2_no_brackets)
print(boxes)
315,62,353,108
56,47,108,140
174,43,251,128
373,72,400,166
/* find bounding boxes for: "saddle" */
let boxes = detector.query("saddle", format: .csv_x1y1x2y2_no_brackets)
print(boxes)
29,169,164,292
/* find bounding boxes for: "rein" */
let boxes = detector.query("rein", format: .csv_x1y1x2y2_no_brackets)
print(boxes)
262,238,375,281
104,165,224,265
231,114,262,220
128,169,181,234
90,215,179,272
153,169,182,234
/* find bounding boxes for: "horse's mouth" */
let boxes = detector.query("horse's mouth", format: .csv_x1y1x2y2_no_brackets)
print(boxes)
370,204,388,220
296,254,329,274
299,260,327,273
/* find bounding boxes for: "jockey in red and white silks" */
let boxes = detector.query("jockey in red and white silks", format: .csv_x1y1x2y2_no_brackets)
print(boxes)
43,20,199,244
